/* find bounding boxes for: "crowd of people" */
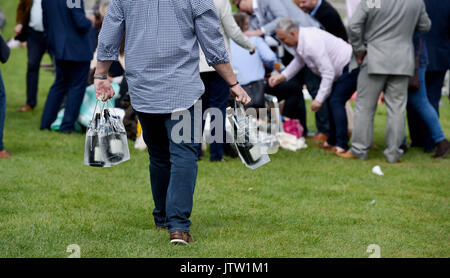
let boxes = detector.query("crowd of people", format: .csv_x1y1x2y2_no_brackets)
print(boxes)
0,0,448,243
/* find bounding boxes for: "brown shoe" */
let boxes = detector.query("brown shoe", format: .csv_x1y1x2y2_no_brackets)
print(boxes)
329,146,346,154
433,139,449,159
328,146,338,153
312,133,328,143
16,105,33,112
318,141,334,150
170,231,195,245
0,150,11,158
336,150,357,159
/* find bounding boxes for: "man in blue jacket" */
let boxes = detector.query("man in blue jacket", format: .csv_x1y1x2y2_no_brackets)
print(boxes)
40,0,95,133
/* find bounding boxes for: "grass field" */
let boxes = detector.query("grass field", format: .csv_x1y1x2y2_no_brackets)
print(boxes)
0,1,449,258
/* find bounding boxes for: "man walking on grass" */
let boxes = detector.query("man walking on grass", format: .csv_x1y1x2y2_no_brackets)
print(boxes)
94,0,250,245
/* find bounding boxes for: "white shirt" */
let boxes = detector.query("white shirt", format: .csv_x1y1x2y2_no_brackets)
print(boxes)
282,27,352,104
29,0,44,32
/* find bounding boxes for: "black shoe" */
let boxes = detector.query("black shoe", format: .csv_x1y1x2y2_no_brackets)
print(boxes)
400,144,409,154
433,139,449,159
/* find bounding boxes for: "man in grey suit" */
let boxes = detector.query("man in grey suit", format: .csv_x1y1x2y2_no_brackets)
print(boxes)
233,0,319,37
338,0,431,163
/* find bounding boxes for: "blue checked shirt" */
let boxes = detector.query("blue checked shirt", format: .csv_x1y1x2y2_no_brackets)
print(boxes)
97,0,230,113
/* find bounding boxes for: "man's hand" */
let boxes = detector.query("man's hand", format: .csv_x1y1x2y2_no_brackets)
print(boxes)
14,24,23,36
357,51,367,65
230,84,251,105
94,79,115,101
311,100,322,112
268,74,286,88
244,29,264,37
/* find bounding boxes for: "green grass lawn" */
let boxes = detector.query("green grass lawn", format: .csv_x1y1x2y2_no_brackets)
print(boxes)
0,1,449,258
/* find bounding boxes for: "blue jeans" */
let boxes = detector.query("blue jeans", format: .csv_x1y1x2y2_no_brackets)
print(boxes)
327,67,360,150
0,71,5,151
138,104,200,233
197,72,229,161
407,67,446,145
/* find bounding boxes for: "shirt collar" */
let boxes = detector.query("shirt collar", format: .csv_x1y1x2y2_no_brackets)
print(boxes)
310,0,323,17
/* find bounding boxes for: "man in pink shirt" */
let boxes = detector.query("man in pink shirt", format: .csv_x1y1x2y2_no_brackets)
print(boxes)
269,17,360,153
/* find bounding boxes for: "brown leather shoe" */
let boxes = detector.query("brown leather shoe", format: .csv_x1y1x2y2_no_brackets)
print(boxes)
336,150,357,159
318,141,334,150
329,146,346,154
433,139,449,159
312,133,328,143
170,231,195,245
16,104,33,112
0,150,11,158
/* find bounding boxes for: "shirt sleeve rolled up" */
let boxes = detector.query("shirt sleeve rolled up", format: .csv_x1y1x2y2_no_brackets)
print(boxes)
192,0,230,67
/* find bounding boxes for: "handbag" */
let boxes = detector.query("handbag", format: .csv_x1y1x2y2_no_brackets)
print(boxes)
282,119,304,139
0,34,10,64
408,39,422,93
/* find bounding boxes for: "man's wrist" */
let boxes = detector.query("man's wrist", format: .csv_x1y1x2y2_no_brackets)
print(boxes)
229,81,240,88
